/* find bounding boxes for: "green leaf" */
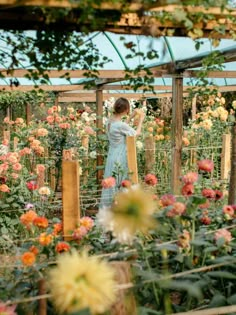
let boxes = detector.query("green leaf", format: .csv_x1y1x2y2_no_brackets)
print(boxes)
216,237,226,248
207,271,236,279
191,240,211,246
208,294,227,308
161,280,202,299
203,246,218,253
69,309,91,315
138,307,162,315
227,294,236,305
190,196,207,205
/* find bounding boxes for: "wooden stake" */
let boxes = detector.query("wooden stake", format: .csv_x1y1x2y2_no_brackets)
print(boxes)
110,261,137,315
144,135,155,173
126,136,138,184
221,134,231,180
49,168,56,191
62,160,80,240
3,130,10,145
26,103,31,125
171,76,183,194
228,123,236,205
191,95,197,120
13,137,19,150
38,279,47,315
36,164,45,188
96,86,104,184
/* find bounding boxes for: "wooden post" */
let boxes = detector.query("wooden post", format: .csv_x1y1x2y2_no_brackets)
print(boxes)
81,135,89,185
26,103,31,125
110,261,137,315
13,137,19,151
126,136,138,184
190,95,197,167
3,130,10,143
38,279,47,315
191,94,197,120
96,86,104,185
36,164,45,188
221,134,231,180
228,123,236,205
50,168,56,191
171,76,183,194
62,157,80,240
144,135,155,173
54,91,59,107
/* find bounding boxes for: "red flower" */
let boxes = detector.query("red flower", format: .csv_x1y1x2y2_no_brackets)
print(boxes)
55,242,70,253
121,179,132,188
202,188,215,199
160,194,176,206
144,173,158,186
33,217,48,228
0,176,7,184
53,222,63,235
223,205,234,217
214,190,223,201
167,202,186,217
200,216,211,225
26,180,38,191
199,199,210,209
181,183,194,196
30,245,39,255
182,172,198,184
197,159,214,172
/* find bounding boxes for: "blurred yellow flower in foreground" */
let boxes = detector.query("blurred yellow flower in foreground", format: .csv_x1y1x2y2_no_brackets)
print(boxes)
48,251,116,314
109,187,156,242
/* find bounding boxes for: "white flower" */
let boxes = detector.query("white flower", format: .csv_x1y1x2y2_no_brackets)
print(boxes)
0,145,9,156
81,112,90,122
136,140,143,150
232,100,236,109
89,151,97,159
67,107,74,113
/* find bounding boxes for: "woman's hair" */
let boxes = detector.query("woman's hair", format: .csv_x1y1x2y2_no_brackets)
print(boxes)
113,97,130,114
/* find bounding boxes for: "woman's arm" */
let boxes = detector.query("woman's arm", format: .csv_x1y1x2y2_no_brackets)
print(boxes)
126,108,139,123
135,112,145,136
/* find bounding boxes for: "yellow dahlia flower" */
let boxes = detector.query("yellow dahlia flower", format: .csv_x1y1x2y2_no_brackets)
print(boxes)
111,187,156,242
48,251,116,314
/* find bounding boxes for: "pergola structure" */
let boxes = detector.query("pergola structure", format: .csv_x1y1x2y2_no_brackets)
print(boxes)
0,0,235,39
0,0,235,202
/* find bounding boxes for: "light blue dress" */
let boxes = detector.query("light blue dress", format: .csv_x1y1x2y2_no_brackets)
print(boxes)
99,119,136,209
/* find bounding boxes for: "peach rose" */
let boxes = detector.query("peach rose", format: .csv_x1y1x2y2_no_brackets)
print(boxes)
101,177,116,189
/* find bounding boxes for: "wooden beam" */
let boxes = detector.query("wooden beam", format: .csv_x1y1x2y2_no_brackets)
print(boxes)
184,70,236,78
176,49,236,71
0,0,146,10
171,76,183,194
0,84,87,92
0,4,234,38
1,84,236,96
58,93,185,102
0,68,166,79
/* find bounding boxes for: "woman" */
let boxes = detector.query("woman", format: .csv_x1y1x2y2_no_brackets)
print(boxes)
99,97,145,209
